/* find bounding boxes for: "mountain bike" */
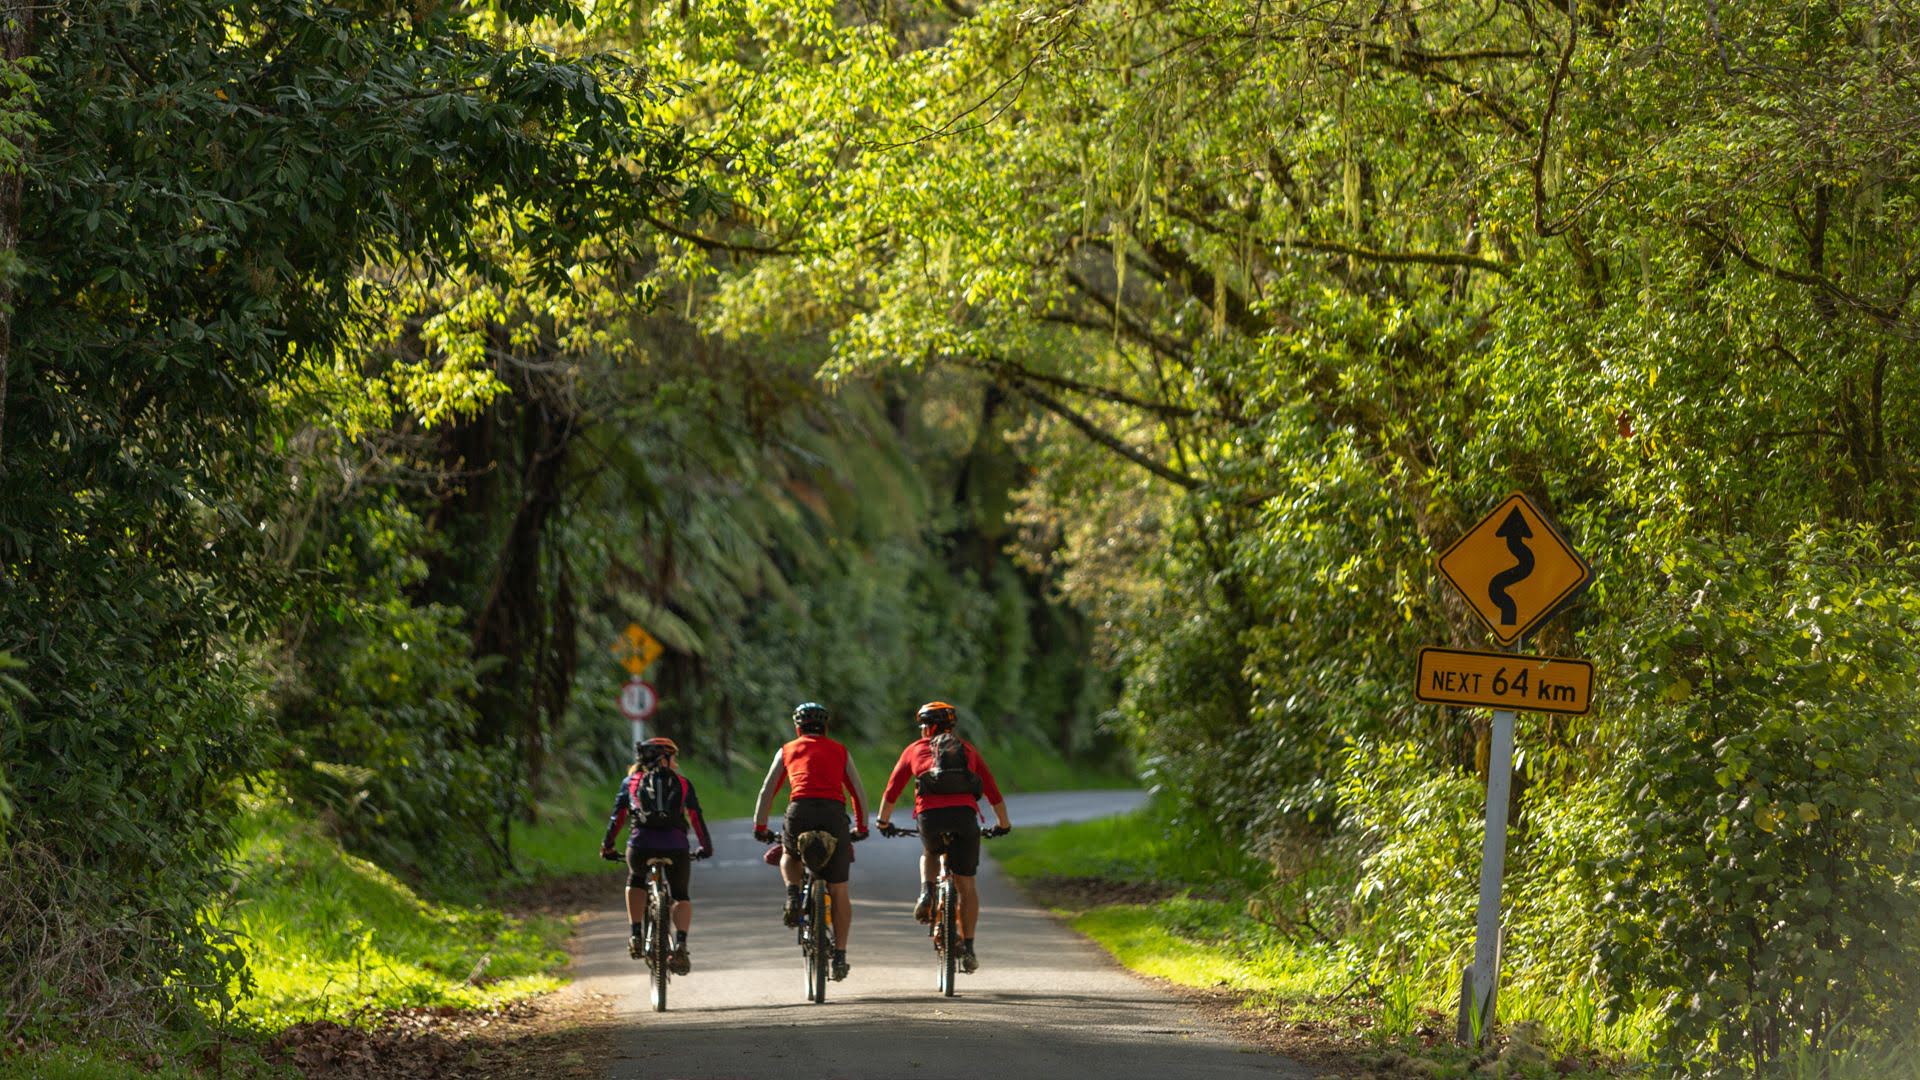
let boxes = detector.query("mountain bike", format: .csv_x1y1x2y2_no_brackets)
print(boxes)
603,850,679,1011
878,824,1006,996
766,829,861,1003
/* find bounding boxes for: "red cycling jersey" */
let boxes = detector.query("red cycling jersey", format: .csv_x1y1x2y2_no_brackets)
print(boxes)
882,737,1003,817
774,734,866,828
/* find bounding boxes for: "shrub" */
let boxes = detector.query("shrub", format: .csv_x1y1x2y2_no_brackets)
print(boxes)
1597,529,1920,1075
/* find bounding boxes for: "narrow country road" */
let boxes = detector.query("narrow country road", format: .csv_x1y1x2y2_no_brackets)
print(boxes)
571,790,1311,1079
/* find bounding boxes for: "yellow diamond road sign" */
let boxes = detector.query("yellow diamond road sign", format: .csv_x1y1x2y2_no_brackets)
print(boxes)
610,623,664,676
1436,492,1591,646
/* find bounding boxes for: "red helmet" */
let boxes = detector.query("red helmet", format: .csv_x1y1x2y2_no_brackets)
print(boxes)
916,701,958,730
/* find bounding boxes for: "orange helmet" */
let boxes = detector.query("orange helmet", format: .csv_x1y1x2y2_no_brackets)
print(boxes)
636,736,679,763
916,701,958,730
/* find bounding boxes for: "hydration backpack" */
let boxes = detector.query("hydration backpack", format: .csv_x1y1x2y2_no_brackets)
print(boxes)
915,734,983,797
630,768,688,829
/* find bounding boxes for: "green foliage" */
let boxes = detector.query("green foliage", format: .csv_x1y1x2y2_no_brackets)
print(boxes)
1597,530,1920,1076
273,497,504,881
1,0,690,1036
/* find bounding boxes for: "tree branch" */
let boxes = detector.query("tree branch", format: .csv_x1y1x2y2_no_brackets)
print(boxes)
1278,234,1514,276
1530,0,1578,237
1690,221,1904,327
641,211,800,257
947,351,1244,423
974,366,1201,489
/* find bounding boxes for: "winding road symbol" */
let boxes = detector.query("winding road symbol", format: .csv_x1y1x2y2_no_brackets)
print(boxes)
1435,492,1591,646
1487,509,1535,626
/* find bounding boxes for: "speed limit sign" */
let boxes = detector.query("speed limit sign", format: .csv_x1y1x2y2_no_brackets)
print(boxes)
619,678,658,722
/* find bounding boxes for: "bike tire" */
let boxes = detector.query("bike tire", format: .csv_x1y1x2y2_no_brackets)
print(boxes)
650,879,670,1012
809,883,829,1004
939,881,958,997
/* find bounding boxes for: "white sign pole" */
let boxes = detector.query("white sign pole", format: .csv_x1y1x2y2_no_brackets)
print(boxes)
1464,705,1515,1044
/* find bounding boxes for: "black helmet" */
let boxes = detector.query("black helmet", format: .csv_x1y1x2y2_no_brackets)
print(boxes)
916,701,958,731
792,701,829,733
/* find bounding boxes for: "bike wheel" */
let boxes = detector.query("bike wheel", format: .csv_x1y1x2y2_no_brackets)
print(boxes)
650,881,670,1012
938,881,958,997
809,884,829,1004
800,877,818,1001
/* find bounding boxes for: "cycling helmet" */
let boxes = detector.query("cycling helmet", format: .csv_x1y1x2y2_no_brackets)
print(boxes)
916,701,958,731
636,736,679,764
792,701,829,733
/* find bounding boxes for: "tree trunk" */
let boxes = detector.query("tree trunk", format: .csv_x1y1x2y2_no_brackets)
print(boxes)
0,0,37,468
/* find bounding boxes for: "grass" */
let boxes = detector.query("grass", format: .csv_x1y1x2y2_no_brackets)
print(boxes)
992,801,1269,891
219,795,570,1028
996,803,1653,1078
512,735,1136,881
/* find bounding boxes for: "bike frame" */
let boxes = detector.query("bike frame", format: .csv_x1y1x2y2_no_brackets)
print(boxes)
643,858,673,1011
880,825,999,996
768,830,841,1004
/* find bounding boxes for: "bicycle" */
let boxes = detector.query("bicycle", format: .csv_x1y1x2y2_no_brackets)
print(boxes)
765,829,861,1004
877,823,1006,996
602,850,689,1012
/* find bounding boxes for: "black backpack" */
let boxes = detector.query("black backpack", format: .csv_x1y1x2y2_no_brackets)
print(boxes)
915,734,983,797
630,767,688,829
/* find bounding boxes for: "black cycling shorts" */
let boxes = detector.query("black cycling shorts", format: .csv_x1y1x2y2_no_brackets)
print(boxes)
783,798,853,884
628,846,691,900
916,806,981,877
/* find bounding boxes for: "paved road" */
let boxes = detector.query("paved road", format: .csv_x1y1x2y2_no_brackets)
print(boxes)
574,790,1310,1080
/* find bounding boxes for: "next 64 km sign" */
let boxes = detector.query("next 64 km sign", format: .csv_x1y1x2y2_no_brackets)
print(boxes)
1416,647,1592,715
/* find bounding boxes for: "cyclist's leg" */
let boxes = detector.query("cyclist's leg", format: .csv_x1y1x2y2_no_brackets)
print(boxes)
938,820,983,938
624,847,649,923
666,851,693,932
827,881,852,947
955,875,981,938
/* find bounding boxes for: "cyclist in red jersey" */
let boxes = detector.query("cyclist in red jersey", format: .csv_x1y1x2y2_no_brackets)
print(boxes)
752,701,869,981
875,701,1012,974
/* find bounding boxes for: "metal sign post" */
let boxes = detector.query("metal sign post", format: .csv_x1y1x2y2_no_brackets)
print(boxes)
1461,701,1515,1044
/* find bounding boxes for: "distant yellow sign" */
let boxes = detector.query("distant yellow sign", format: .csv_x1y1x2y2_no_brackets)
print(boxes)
1415,647,1593,715
610,623,663,676
1436,492,1591,646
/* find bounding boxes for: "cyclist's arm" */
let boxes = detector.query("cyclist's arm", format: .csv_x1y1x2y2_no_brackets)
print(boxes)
601,781,631,851
751,748,786,832
844,757,870,832
876,748,913,826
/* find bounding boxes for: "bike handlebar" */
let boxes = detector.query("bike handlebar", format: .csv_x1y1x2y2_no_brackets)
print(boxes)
876,824,1010,839
758,830,869,844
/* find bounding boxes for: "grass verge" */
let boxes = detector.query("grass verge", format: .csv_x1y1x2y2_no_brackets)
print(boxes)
221,799,570,1027
995,804,1643,1080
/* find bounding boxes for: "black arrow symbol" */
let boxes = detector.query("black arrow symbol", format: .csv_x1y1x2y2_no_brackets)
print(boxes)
1487,508,1534,626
